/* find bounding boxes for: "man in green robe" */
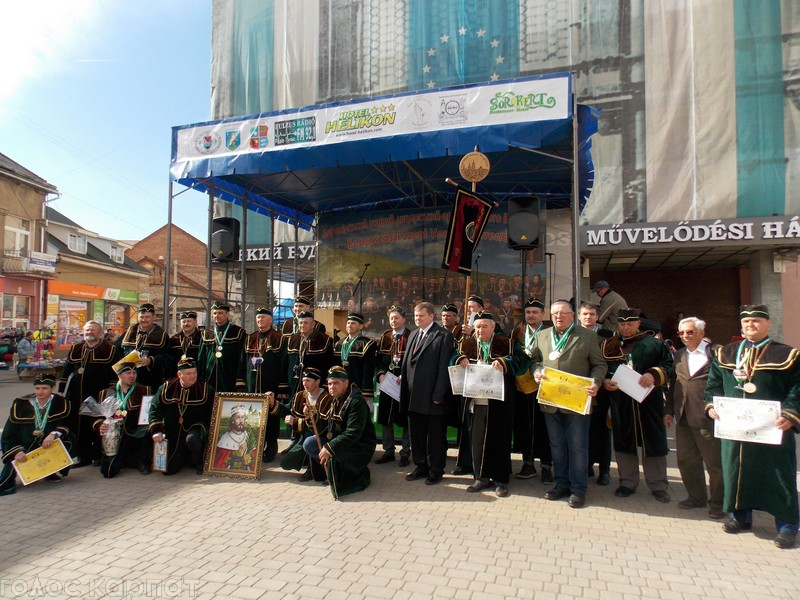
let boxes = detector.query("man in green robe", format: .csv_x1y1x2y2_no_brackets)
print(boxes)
197,301,247,393
306,366,376,498
1,376,76,496
705,304,800,549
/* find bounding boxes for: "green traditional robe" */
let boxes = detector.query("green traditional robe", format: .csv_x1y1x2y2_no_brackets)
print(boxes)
325,384,377,497
705,341,800,524
334,335,377,403
282,330,334,398
1,394,75,495
116,324,170,390
603,332,673,457
197,321,247,392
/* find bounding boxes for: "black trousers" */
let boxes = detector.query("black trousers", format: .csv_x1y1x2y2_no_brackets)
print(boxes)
100,434,151,478
409,412,448,477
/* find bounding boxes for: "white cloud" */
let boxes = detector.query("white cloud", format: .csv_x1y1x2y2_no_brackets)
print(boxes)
0,0,99,103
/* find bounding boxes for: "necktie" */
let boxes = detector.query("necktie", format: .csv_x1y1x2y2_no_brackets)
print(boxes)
414,331,425,354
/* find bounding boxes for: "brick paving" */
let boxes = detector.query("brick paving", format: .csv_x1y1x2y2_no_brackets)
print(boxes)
0,370,798,599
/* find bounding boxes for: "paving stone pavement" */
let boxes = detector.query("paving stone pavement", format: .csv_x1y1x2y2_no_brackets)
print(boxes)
0,444,797,600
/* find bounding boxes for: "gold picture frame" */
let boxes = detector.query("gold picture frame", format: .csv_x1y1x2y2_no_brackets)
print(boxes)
203,392,270,480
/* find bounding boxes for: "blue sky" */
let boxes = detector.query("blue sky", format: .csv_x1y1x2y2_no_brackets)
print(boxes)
0,1,212,242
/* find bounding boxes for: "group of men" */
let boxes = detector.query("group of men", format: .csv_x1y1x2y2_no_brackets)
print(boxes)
2,292,798,550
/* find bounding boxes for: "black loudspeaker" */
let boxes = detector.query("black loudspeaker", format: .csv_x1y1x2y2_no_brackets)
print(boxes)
211,217,240,261
507,197,541,250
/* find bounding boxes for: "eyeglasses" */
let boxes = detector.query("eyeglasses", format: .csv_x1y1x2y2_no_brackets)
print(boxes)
678,330,696,336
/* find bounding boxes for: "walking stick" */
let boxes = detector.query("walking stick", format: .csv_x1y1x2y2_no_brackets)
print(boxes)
307,393,338,500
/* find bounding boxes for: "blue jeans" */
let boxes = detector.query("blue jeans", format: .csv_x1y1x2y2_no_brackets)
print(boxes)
303,435,321,465
732,509,799,535
544,411,591,495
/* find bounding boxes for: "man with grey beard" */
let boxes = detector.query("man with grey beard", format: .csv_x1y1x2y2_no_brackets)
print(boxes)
62,320,121,467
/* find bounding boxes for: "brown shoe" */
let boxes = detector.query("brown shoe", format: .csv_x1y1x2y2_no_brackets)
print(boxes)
708,507,726,519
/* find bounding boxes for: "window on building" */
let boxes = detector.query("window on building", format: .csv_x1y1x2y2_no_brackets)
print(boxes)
68,233,87,254
110,246,124,264
1,294,30,330
3,216,30,257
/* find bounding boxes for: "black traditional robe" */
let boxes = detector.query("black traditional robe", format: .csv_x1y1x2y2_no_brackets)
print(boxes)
0,394,75,495
376,328,410,426
705,341,800,524
245,328,286,460
325,384,377,497
282,330,334,398
197,321,247,392
167,329,202,378
116,324,170,390
603,332,673,457
148,378,214,474
454,335,530,484
334,335,377,403
280,388,333,474
93,383,152,478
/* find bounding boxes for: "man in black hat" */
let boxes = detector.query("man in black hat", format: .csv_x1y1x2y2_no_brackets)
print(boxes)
168,311,202,377
462,295,505,337
511,298,554,483
280,296,326,339
94,362,152,478
591,280,628,334
197,301,247,393
63,319,121,467
454,311,530,497
116,303,170,391
375,305,412,466
282,310,334,400
246,307,286,462
149,357,214,475
334,313,377,409
603,308,673,503
1,376,75,495
705,304,800,549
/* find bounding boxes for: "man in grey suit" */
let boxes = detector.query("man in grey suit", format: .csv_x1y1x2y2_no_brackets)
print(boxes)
400,302,455,485
665,316,724,519
532,300,607,508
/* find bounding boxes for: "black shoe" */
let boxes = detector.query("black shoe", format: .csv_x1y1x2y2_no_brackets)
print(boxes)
425,474,443,485
92,458,102,467
708,507,726,519
298,468,313,482
374,452,396,464
596,472,610,486
540,468,553,485
568,494,586,509
495,484,509,498
723,518,752,534
652,490,670,503
195,467,203,475
45,473,63,482
774,531,796,549
466,479,493,492
515,463,537,479
137,464,151,476
262,452,277,463
452,466,473,476
615,486,635,498
544,487,571,501
678,498,705,510
405,467,429,481
398,456,411,468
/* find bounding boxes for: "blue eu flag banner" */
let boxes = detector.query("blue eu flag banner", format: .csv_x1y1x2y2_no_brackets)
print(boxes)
407,0,520,91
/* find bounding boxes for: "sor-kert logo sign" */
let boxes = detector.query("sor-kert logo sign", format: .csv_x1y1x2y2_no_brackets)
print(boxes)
249,124,269,149
488,90,557,114
439,94,467,125
193,131,222,155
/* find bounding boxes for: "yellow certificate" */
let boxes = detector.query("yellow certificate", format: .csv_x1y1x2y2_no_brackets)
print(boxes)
536,367,593,415
12,439,74,485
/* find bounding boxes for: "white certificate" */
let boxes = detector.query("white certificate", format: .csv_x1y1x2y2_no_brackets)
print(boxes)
713,396,782,445
463,363,504,402
138,395,154,426
448,365,466,396
378,374,401,402
611,364,654,403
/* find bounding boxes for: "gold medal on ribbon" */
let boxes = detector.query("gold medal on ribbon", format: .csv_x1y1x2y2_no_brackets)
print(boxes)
33,429,43,437
743,382,757,394
215,351,222,359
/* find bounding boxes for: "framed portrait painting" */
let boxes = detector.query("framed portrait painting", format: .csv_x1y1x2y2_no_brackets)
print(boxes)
203,393,270,479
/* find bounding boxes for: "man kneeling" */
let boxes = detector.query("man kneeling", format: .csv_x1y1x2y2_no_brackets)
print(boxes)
1,376,75,495
304,366,376,497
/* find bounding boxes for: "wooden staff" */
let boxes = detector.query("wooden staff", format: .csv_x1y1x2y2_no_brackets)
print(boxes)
306,392,337,500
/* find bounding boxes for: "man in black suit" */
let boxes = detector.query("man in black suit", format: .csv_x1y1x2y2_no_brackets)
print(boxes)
400,302,455,485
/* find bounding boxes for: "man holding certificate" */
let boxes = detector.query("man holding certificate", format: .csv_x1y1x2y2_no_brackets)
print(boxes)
705,304,800,549
531,300,607,509
602,309,673,503
1,376,75,496
454,311,529,497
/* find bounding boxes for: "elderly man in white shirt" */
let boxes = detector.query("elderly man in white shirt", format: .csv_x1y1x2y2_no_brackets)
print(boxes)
665,317,724,519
